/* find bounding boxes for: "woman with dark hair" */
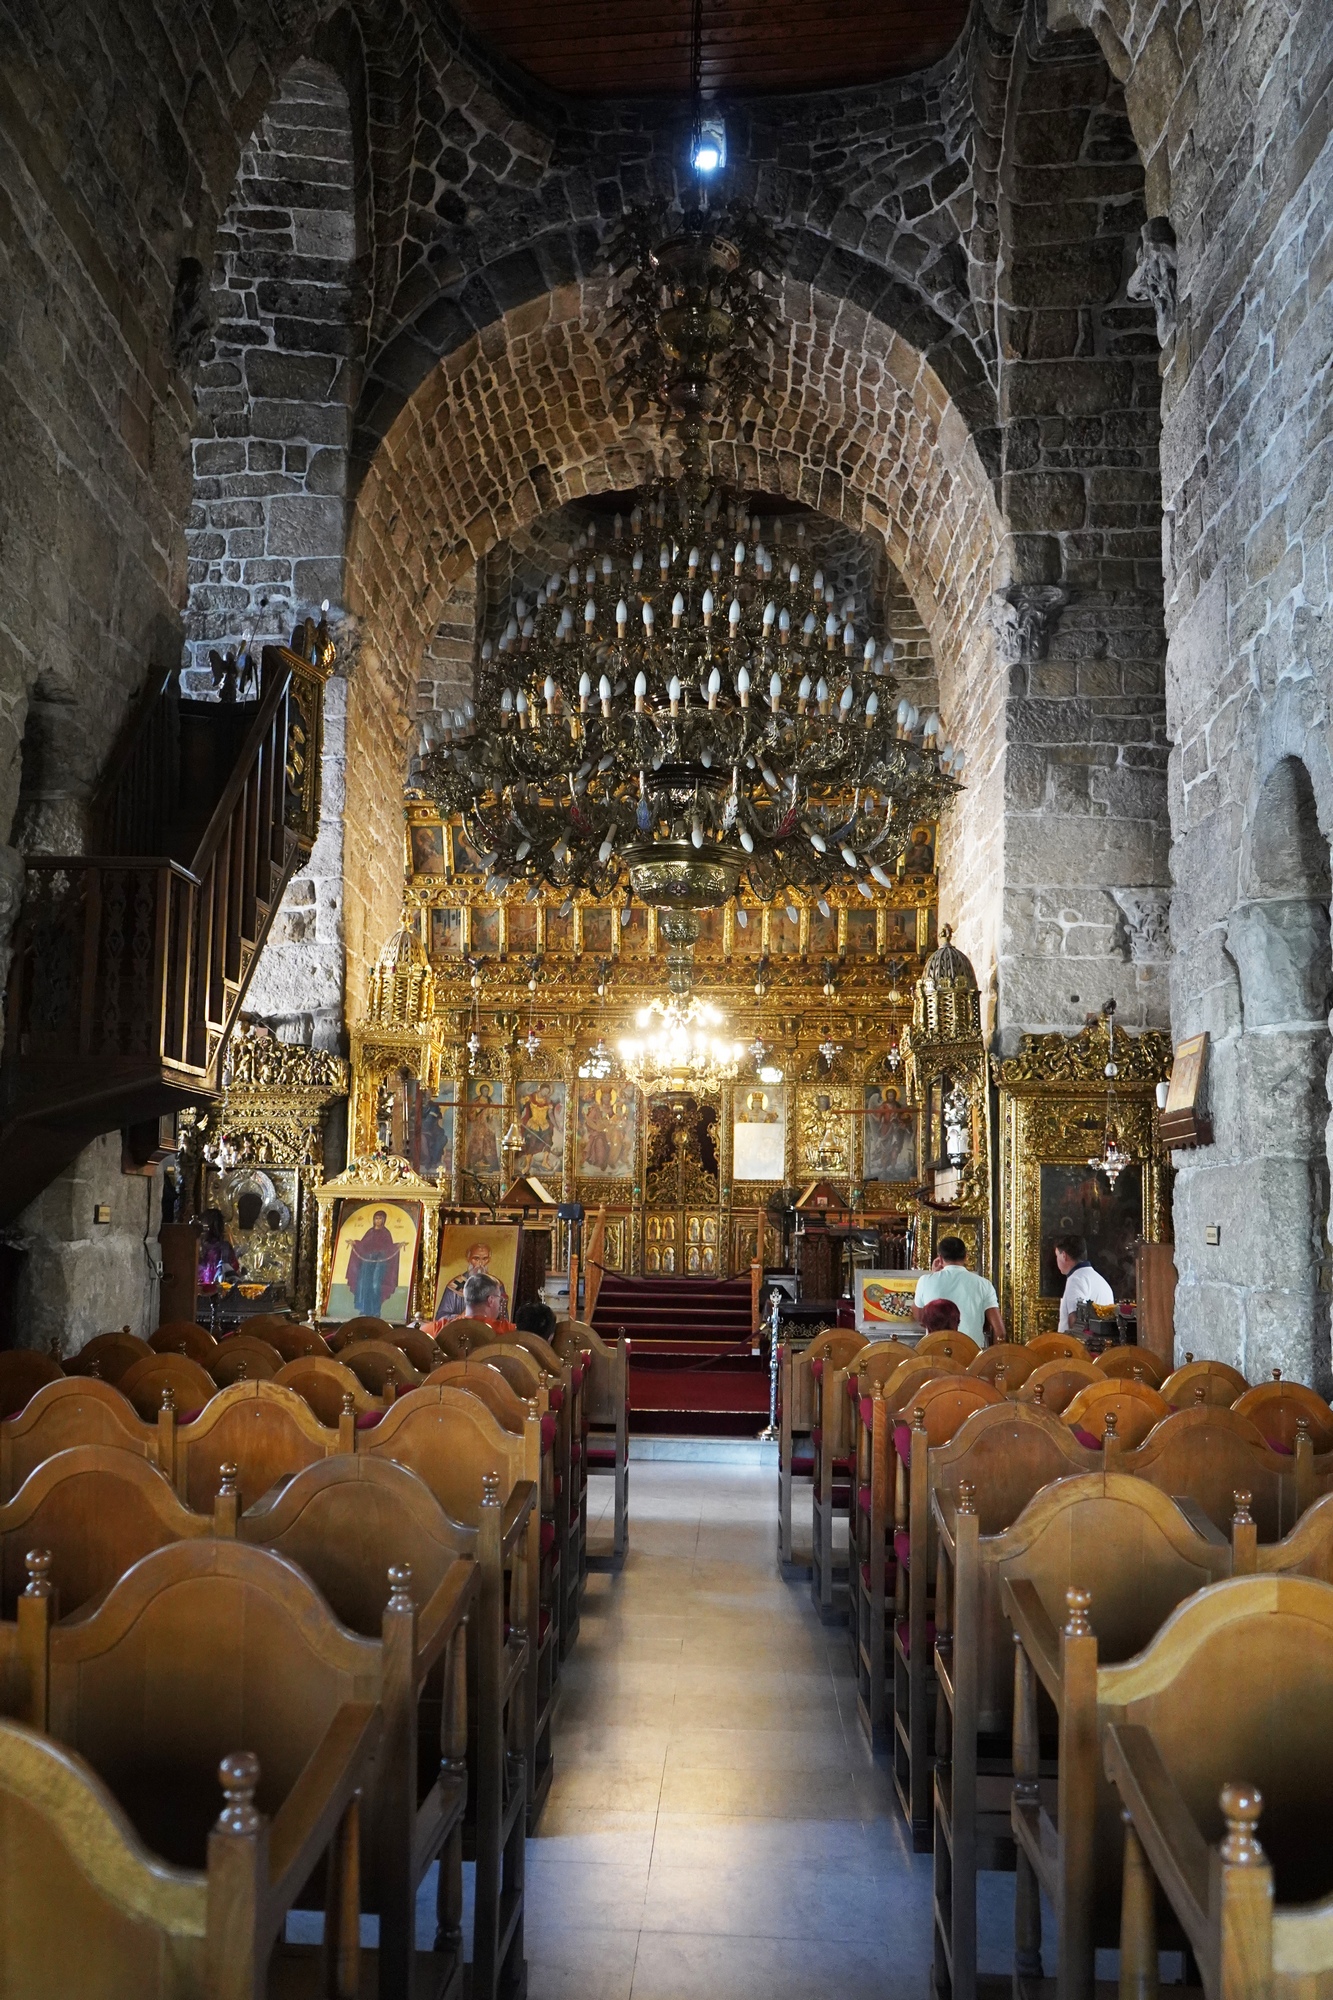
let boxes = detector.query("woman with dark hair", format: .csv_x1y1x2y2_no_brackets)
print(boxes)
515,1300,557,1341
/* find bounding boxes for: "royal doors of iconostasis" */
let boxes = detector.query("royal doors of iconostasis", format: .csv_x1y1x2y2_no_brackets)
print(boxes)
642,1092,723,1275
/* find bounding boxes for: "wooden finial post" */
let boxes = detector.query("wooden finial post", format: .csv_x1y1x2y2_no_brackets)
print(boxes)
214,1464,240,1538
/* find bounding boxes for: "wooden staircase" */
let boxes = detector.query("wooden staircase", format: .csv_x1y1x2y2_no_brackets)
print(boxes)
0,633,335,1220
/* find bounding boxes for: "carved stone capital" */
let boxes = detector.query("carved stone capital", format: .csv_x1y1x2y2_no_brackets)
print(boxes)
990,584,1069,665
1110,888,1171,965
1127,216,1178,346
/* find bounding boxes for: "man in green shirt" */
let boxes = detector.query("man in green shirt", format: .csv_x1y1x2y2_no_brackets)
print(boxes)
912,1235,1005,1344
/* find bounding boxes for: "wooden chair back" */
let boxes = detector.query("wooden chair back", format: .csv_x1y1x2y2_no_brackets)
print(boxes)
44,1538,422,1975
1234,1488,1333,1581
1233,1376,1333,1452
425,1361,526,1434
1062,1376,1170,1448
326,1314,394,1351
851,1341,917,1389
436,1316,498,1359
553,1314,628,1562
882,1353,964,1415
1016,1356,1102,1414
918,1327,981,1365
806,1329,866,1368
0,1445,215,1618
339,1339,423,1399
117,1353,215,1423
1024,1331,1090,1362
928,1401,1101,1538
0,1712,371,2000
1159,1356,1248,1409
273,1355,380,1426
67,1332,153,1382
245,1317,330,1362
240,1453,472,1633
1095,1345,1166,1386
358,1384,539,1523
1111,1404,1299,1540
0,1351,63,1419
173,1380,348,1514
966,1341,1040,1391
387,1325,443,1375
468,1342,546,1404
148,1322,219,1366
906,1374,1006,1445
1103,1576,1333,2000
0,1378,165,1502
510,1330,568,1378
208,1334,284,1386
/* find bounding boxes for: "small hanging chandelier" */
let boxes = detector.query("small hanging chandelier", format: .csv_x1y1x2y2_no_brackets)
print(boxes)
578,1039,614,1080
1088,1000,1131,1188
619,995,745,1096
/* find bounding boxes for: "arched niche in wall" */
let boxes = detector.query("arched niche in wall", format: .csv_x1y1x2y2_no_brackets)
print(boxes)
1227,754,1333,1389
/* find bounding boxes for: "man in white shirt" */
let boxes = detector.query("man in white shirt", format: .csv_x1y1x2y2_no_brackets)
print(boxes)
1054,1233,1115,1331
912,1235,1005,1344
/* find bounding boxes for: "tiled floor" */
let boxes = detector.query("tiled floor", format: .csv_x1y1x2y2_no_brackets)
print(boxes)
525,1458,937,2000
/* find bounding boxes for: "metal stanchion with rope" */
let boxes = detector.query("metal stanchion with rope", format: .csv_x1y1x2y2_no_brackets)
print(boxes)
758,1289,781,1441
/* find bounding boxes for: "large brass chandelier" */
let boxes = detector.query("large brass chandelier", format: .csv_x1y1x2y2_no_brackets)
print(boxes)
419,11,963,940
618,995,746,1096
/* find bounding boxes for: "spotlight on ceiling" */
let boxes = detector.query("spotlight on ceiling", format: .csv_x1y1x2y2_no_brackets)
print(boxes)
690,117,726,176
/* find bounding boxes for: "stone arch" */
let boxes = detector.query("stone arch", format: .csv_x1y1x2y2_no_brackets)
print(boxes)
1225,755,1333,1388
341,275,1007,985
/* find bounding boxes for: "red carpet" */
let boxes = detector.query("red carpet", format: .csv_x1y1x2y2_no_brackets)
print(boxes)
593,1275,769,1435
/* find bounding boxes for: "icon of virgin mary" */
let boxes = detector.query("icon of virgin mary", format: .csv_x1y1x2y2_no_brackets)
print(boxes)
345,1209,402,1317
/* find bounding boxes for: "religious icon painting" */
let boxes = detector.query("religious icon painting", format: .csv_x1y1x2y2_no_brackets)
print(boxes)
429,907,462,958
575,1080,637,1179
325,1197,423,1322
470,906,500,955
863,1084,918,1181
408,1079,456,1183
845,907,878,956
580,906,613,955
463,1077,504,1181
516,1078,566,1180
506,902,538,954
434,1222,520,1325
881,906,918,956
408,819,447,877
902,821,936,877
732,1084,786,1181
545,903,574,953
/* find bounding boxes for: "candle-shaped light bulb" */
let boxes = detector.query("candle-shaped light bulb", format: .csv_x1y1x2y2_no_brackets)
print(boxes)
740,828,755,853
616,598,628,634
708,666,721,708
515,689,528,714
843,622,856,653
688,546,700,571
702,587,715,624
816,677,829,707
729,598,742,630
659,544,670,574
585,598,597,630
865,691,879,721
642,602,654,633
579,672,592,710
778,609,791,639
769,670,783,710
634,672,648,710
762,600,776,629
668,676,681,713
691,817,703,848
599,674,612,715
839,683,855,713
812,569,824,595
711,550,721,574
923,710,940,743
734,540,746,571
522,616,535,639
481,638,493,662
789,563,800,585
737,666,751,707
544,676,557,711
632,550,643,575
863,637,876,663
501,688,514,713
802,613,816,643
798,674,811,710
672,592,685,626
515,597,527,620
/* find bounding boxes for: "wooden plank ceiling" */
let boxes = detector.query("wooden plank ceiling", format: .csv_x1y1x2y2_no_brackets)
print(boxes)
451,0,969,98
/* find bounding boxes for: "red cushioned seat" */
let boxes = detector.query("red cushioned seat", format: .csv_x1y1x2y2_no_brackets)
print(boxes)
548,1384,564,1411
858,1484,872,1516
355,1409,383,1430
894,1422,913,1464
540,1412,557,1452
831,1484,852,1508
860,1559,898,1591
812,1425,822,1447
895,1615,936,1660
811,1358,824,1380
538,1606,551,1645
571,1438,583,1463
791,1447,814,1476
859,1395,874,1426
846,1375,858,1399
570,1362,586,1390
585,1440,618,1468
179,1408,206,1425
1070,1424,1102,1450
893,1527,911,1570
540,1518,556,1554
831,1455,853,1474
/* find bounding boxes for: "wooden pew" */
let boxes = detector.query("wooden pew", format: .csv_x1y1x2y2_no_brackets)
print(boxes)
427,1360,528,1433
509,1330,582,1655
967,1342,1041,1392
0,1717,376,1999
43,1538,458,1998
209,1334,285,1386
241,1454,531,2000
118,1352,217,1422
1233,1374,1333,1452
892,1378,1006,1843
247,1317,330,1363
0,1377,168,1500
67,1330,154,1381
326,1314,394,1351
1103,1574,1333,2000
0,1446,226,1617
553,1316,628,1565
173,1380,352,1513
471,1343,565,1668
1109,1404,1300,1540
1094,1345,1166,1386
919,1329,981,1366
1000,1478,1235,2000
1061,1376,1170,1449
149,1321,221,1366
339,1339,423,1401
775,1338,819,1575
1231,1485,1333,1578
1024,1333,1090,1363
846,1341,920,1628
810,1332,870,1619
273,1355,381,1426
1016,1358,1102,1414
0,1351,62,1419
1160,1356,1248,1409
356,1384,553,1825
435,1316,498,1359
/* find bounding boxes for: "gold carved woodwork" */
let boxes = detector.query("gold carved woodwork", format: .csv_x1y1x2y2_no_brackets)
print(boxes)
994,1019,1171,1343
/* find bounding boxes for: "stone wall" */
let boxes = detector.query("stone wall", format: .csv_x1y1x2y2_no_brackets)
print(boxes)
1057,0,1333,1385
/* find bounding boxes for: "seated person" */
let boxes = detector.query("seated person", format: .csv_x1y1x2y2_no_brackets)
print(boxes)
463,1271,513,1331
919,1297,962,1336
515,1300,558,1341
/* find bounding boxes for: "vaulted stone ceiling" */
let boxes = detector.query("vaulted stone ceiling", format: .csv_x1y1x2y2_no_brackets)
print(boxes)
448,0,970,97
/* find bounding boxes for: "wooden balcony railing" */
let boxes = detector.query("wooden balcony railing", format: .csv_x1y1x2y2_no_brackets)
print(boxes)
0,635,334,1218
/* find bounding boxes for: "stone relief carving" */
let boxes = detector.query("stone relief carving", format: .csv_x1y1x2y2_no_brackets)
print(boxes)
990,584,1069,665
1110,888,1172,964
1127,217,1179,346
